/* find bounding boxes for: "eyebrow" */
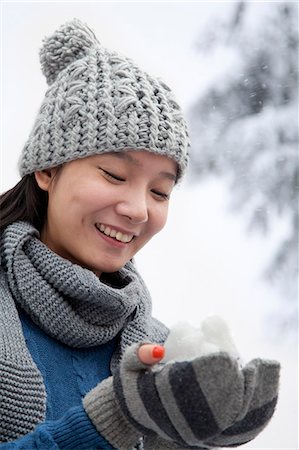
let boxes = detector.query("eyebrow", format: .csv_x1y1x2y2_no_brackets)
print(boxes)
110,151,177,182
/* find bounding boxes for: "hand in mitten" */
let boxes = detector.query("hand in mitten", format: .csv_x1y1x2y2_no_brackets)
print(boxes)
83,344,280,450
203,357,280,448
116,344,280,448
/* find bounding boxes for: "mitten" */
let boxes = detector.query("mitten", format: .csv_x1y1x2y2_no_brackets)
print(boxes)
204,357,280,447
83,344,280,450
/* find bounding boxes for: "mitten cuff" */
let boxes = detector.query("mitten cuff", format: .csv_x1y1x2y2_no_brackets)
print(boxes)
83,376,142,450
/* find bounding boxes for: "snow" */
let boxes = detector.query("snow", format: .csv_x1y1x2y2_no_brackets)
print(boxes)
162,316,242,364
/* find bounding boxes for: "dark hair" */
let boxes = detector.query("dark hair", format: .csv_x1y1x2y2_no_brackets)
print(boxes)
0,175,48,232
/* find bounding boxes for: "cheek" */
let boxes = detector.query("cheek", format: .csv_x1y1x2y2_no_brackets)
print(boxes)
150,205,169,235
50,181,100,216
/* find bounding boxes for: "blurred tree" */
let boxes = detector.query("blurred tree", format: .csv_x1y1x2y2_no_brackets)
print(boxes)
189,2,298,324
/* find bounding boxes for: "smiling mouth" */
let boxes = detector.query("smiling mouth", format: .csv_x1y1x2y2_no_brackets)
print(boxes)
95,223,134,244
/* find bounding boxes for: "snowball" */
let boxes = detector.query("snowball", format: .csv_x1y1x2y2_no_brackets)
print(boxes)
162,316,242,365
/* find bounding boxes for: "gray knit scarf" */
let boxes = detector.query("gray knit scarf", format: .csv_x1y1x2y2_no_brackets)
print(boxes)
0,221,168,442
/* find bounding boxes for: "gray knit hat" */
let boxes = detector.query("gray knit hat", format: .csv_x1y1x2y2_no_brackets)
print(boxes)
18,19,189,180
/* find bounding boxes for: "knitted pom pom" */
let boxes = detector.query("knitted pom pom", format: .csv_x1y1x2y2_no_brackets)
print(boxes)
40,18,99,85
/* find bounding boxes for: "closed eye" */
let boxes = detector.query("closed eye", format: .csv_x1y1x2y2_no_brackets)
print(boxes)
100,168,125,182
151,190,170,200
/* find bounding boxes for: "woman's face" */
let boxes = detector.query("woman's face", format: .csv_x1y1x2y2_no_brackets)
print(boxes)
35,151,177,276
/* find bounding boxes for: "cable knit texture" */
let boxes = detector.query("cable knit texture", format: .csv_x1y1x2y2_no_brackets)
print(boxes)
18,19,189,179
0,221,168,442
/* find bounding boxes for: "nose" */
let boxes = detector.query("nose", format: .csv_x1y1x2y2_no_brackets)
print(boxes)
116,189,149,224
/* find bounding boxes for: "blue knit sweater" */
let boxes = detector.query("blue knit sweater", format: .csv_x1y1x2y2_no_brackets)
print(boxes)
0,309,117,449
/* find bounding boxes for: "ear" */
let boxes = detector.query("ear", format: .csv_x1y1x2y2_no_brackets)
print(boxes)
34,168,57,192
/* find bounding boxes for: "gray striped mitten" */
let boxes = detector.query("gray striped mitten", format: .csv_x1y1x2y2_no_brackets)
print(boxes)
83,344,280,450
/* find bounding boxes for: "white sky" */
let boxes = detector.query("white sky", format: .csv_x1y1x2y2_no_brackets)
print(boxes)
1,2,298,448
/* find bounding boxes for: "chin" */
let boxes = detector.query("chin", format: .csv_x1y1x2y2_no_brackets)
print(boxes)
91,260,127,275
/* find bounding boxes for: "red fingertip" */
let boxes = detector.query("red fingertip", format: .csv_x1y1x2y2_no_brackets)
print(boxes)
152,345,165,359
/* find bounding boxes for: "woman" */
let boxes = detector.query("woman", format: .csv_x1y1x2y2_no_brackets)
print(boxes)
0,19,279,450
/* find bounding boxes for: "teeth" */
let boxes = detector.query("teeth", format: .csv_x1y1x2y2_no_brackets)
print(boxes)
104,227,111,236
116,231,123,241
96,224,133,243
